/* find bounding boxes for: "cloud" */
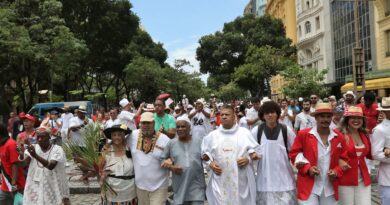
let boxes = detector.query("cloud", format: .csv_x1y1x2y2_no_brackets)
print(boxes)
168,43,209,83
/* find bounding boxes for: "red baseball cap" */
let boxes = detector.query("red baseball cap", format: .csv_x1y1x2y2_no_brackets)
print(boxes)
23,114,35,122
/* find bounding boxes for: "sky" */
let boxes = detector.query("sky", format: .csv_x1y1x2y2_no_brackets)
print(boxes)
131,0,249,82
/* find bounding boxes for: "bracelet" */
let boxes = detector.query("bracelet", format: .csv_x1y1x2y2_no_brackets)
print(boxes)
18,155,24,161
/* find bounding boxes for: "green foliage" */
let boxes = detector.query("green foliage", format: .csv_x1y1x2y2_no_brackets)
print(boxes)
217,82,248,102
281,65,330,99
196,14,296,97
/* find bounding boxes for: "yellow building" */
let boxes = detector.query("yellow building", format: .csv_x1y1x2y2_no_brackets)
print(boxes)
266,0,297,101
341,0,390,97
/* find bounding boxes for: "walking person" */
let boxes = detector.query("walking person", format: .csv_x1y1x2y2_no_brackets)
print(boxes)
201,105,259,205
371,97,390,204
251,101,298,205
161,116,206,205
102,124,137,205
18,127,70,205
336,106,372,205
0,124,26,205
289,103,349,205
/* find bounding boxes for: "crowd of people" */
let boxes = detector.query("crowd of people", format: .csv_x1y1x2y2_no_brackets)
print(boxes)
0,91,390,205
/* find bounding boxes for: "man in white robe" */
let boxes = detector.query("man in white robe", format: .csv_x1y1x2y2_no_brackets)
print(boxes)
201,105,259,205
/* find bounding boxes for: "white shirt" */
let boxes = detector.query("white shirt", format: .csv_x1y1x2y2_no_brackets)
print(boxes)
118,110,136,130
246,107,261,129
294,112,316,131
239,116,249,130
371,118,390,186
127,130,170,191
104,118,121,129
190,108,212,139
279,108,293,129
309,127,336,197
68,117,94,146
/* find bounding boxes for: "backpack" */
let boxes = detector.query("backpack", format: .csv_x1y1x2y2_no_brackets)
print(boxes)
257,123,289,157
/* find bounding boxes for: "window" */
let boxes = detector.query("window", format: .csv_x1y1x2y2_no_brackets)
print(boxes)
315,16,320,30
298,26,302,37
306,49,312,59
306,1,310,9
305,21,311,33
387,0,390,16
386,30,390,57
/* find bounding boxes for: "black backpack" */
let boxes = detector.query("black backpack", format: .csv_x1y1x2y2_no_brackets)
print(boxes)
257,123,289,157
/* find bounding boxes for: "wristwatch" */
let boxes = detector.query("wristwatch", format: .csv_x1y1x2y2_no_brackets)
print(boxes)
11,184,17,190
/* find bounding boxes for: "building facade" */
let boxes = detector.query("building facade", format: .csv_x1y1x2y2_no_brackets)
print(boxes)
296,0,334,87
341,0,390,97
256,0,267,16
266,0,297,101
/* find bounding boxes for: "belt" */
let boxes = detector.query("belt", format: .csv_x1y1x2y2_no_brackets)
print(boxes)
108,175,135,180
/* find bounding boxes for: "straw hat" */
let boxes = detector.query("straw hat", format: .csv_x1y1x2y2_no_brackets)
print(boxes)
378,97,390,111
311,103,333,116
344,106,364,117
103,124,131,139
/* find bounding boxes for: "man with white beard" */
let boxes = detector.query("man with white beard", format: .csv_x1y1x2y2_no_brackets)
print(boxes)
201,105,259,205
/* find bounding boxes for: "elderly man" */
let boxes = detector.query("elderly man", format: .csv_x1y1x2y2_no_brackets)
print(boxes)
201,105,259,205
161,116,206,205
18,127,70,205
128,112,171,205
154,99,176,139
290,103,349,205
371,97,390,204
188,99,212,139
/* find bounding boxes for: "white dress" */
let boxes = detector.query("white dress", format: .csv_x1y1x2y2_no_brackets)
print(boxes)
23,145,69,205
201,125,258,205
105,147,136,202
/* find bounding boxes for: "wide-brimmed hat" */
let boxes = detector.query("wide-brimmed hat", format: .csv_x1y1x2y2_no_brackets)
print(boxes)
77,105,87,113
119,98,130,108
140,112,154,122
378,97,390,111
344,106,364,117
195,98,205,105
311,103,333,116
143,104,155,112
103,124,131,139
343,91,356,98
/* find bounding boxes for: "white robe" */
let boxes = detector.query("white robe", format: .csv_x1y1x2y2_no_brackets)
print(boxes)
201,125,258,205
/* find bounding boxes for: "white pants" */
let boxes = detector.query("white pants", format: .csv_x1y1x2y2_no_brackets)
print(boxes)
339,182,371,205
380,185,390,205
136,187,168,205
299,191,337,205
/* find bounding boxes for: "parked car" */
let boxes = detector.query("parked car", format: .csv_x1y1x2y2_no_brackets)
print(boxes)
27,101,93,120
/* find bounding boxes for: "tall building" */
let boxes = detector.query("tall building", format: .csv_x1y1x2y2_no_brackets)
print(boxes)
296,0,334,86
244,0,256,15
341,0,390,97
256,0,267,16
266,0,297,101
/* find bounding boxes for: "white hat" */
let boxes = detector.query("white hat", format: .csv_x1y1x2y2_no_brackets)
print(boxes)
261,97,271,104
176,116,191,125
140,112,154,122
343,91,356,98
377,97,390,111
195,98,205,105
217,102,224,107
174,106,180,110
77,105,87,113
298,97,303,102
143,104,155,112
119,98,130,108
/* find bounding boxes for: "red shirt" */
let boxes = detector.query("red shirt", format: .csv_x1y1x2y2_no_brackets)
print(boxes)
357,103,379,134
0,138,26,192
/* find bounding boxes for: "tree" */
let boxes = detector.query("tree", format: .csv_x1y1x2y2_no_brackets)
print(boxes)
217,82,248,102
280,65,330,99
196,14,296,91
234,45,292,97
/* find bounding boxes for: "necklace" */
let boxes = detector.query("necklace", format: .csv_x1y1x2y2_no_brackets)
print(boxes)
136,131,160,154
37,144,54,168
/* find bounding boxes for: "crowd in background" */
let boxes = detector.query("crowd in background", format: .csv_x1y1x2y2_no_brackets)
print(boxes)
1,91,390,205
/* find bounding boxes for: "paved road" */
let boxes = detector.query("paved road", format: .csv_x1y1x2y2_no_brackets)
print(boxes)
70,187,381,205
